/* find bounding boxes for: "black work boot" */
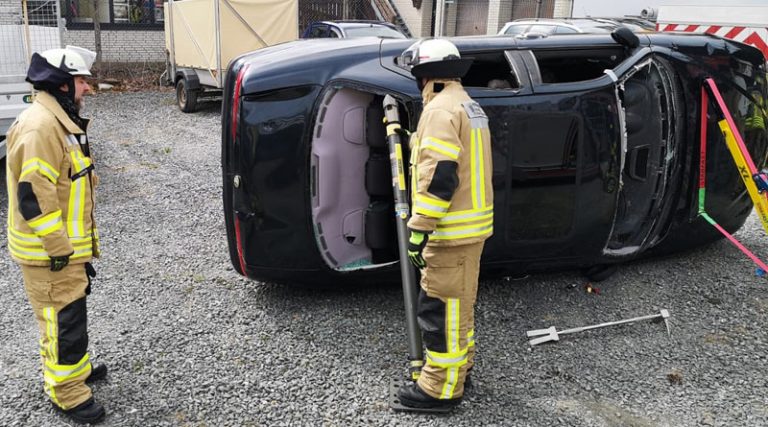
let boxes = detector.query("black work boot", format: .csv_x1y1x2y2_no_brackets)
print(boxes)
86,363,108,384
397,382,462,409
53,397,106,424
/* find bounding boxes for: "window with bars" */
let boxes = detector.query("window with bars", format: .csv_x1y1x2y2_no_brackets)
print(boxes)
62,0,164,28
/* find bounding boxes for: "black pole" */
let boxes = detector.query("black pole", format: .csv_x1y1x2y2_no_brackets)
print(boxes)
383,94,424,381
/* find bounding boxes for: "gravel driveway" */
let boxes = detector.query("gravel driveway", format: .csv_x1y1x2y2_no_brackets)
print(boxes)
2,91,768,426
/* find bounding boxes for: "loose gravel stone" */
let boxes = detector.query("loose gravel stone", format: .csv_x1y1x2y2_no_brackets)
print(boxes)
1,91,768,426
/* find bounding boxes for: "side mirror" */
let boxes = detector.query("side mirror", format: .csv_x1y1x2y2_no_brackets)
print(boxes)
611,26,640,49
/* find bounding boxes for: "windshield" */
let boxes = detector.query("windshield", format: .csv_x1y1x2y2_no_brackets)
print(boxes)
344,26,406,38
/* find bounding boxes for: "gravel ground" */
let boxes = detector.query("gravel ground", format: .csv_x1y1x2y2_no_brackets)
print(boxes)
2,91,768,426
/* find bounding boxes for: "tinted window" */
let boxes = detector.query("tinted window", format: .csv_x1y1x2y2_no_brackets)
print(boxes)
309,25,329,38
344,26,405,38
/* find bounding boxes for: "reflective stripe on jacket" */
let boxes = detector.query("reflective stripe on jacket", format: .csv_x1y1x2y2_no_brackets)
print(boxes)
6,91,99,266
408,79,494,246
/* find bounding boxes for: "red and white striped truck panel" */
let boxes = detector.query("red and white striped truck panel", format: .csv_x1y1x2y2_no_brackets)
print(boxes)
657,23,768,60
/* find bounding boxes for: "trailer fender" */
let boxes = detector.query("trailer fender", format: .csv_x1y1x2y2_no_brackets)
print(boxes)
175,69,200,91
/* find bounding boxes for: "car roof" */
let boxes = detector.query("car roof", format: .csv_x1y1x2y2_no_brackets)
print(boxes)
319,20,397,29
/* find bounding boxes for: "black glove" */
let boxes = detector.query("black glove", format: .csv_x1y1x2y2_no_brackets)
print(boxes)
50,253,73,272
407,230,429,269
84,262,96,295
85,262,97,278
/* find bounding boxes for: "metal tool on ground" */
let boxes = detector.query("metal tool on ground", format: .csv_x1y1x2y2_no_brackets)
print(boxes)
527,309,671,346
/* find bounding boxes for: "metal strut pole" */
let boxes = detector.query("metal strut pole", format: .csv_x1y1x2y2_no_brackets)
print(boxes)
383,95,424,381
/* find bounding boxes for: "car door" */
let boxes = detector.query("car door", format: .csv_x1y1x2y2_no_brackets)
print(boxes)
465,46,629,268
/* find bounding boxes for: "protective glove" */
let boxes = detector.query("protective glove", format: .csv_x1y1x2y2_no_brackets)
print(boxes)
407,230,429,269
50,252,73,272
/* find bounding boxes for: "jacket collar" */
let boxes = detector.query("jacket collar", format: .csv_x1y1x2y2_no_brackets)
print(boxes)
36,91,86,134
421,79,461,106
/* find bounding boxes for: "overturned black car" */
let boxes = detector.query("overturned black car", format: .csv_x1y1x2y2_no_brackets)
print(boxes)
221,32,768,286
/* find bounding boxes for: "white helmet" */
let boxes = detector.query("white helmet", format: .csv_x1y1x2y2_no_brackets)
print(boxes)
400,38,473,79
40,46,96,76
27,45,96,89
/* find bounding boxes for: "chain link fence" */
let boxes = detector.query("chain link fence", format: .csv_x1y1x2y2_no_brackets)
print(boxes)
0,0,62,78
299,0,395,35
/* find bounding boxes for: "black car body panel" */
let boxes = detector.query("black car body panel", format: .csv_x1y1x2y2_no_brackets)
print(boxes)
222,33,768,286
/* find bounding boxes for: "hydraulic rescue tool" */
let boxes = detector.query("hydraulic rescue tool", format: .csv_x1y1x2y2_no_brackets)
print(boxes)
382,95,451,414
526,309,671,346
698,77,768,273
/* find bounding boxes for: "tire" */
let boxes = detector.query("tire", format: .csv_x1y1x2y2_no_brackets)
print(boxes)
582,264,618,282
176,78,198,113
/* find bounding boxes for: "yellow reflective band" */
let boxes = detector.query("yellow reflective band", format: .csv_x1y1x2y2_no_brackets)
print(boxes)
44,353,90,384
476,130,487,207
441,366,460,399
43,307,58,364
20,157,60,182
438,207,494,225
448,298,460,354
28,210,63,237
719,120,768,234
421,137,460,160
9,227,41,240
425,348,468,368
432,220,493,240
414,195,451,218
8,234,44,248
467,329,475,348
67,175,86,237
470,129,487,209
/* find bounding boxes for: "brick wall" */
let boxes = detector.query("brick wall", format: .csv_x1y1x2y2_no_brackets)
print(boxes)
63,29,165,63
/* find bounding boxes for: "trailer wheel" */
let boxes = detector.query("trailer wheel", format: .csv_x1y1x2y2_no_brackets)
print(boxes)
176,78,198,113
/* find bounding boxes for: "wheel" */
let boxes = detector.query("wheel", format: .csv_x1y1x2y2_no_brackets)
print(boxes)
176,78,198,113
581,264,618,282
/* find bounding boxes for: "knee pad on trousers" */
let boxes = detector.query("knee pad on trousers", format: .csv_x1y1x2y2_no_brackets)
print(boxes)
417,289,448,353
57,297,89,365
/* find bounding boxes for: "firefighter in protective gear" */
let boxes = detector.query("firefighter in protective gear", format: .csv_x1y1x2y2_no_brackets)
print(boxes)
6,46,107,424
396,38,494,410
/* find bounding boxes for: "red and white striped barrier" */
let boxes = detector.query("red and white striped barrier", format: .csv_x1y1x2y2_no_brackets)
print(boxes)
657,23,768,61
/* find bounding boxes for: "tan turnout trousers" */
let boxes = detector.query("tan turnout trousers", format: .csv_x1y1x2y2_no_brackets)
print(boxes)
21,263,93,409
416,242,484,400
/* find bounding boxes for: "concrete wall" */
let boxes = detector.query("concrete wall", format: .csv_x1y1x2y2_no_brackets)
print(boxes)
553,0,573,18
63,29,165,63
393,0,434,37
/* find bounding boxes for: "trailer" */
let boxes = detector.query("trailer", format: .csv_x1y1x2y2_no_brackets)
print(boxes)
164,0,298,113
656,5,768,62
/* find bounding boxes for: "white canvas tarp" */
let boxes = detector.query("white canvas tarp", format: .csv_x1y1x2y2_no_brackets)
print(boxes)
165,0,297,78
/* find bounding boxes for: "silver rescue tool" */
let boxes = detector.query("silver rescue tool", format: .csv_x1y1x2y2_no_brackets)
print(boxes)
526,309,671,346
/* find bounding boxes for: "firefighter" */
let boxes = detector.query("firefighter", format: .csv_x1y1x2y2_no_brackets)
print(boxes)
396,39,494,409
6,46,107,424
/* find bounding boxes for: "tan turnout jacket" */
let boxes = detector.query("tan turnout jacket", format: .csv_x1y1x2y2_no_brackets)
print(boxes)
408,79,494,246
6,91,99,266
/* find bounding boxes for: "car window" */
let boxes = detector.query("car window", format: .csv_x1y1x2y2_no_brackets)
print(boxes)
554,26,579,34
344,26,405,39
309,24,329,38
503,25,528,35
527,25,557,34
329,27,341,38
